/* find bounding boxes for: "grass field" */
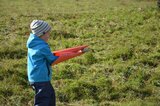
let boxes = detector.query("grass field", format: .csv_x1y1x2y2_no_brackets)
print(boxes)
0,0,160,106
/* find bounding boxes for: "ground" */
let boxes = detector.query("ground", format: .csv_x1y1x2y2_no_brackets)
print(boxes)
0,0,160,106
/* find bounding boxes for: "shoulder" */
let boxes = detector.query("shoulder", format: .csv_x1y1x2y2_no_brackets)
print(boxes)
39,43,50,51
39,44,51,55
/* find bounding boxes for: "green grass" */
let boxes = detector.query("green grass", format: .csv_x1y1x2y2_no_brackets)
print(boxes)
0,0,160,105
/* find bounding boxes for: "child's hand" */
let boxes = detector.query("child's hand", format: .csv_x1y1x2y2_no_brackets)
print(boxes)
82,48,90,53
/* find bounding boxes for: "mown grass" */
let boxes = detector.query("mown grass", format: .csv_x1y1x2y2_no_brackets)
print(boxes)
0,0,160,106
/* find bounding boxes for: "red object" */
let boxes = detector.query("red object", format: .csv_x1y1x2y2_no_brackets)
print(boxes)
52,45,88,65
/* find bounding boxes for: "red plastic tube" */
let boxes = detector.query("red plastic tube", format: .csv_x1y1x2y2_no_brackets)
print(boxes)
52,45,88,65
53,45,88,56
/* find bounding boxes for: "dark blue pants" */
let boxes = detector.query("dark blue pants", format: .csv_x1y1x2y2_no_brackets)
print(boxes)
31,81,56,106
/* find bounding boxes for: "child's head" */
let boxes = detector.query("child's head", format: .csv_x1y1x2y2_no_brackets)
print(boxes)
30,20,51,42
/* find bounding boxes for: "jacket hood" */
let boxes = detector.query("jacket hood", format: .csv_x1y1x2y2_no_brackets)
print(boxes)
27,33,47,49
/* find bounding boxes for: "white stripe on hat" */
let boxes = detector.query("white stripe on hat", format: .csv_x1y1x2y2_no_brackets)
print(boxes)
31,21,44,30
33,23,48,33
36,24,51,36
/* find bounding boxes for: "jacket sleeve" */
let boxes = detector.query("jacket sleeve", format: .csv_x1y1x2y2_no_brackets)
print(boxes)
40,46,58,65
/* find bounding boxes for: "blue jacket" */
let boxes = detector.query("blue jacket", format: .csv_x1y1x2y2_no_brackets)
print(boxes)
27,33,58,83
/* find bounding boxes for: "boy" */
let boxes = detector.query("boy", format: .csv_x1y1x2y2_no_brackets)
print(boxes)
27,20,88,106
27,20,58,106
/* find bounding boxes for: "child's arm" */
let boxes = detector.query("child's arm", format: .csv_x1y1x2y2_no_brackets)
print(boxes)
40,46,59,65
